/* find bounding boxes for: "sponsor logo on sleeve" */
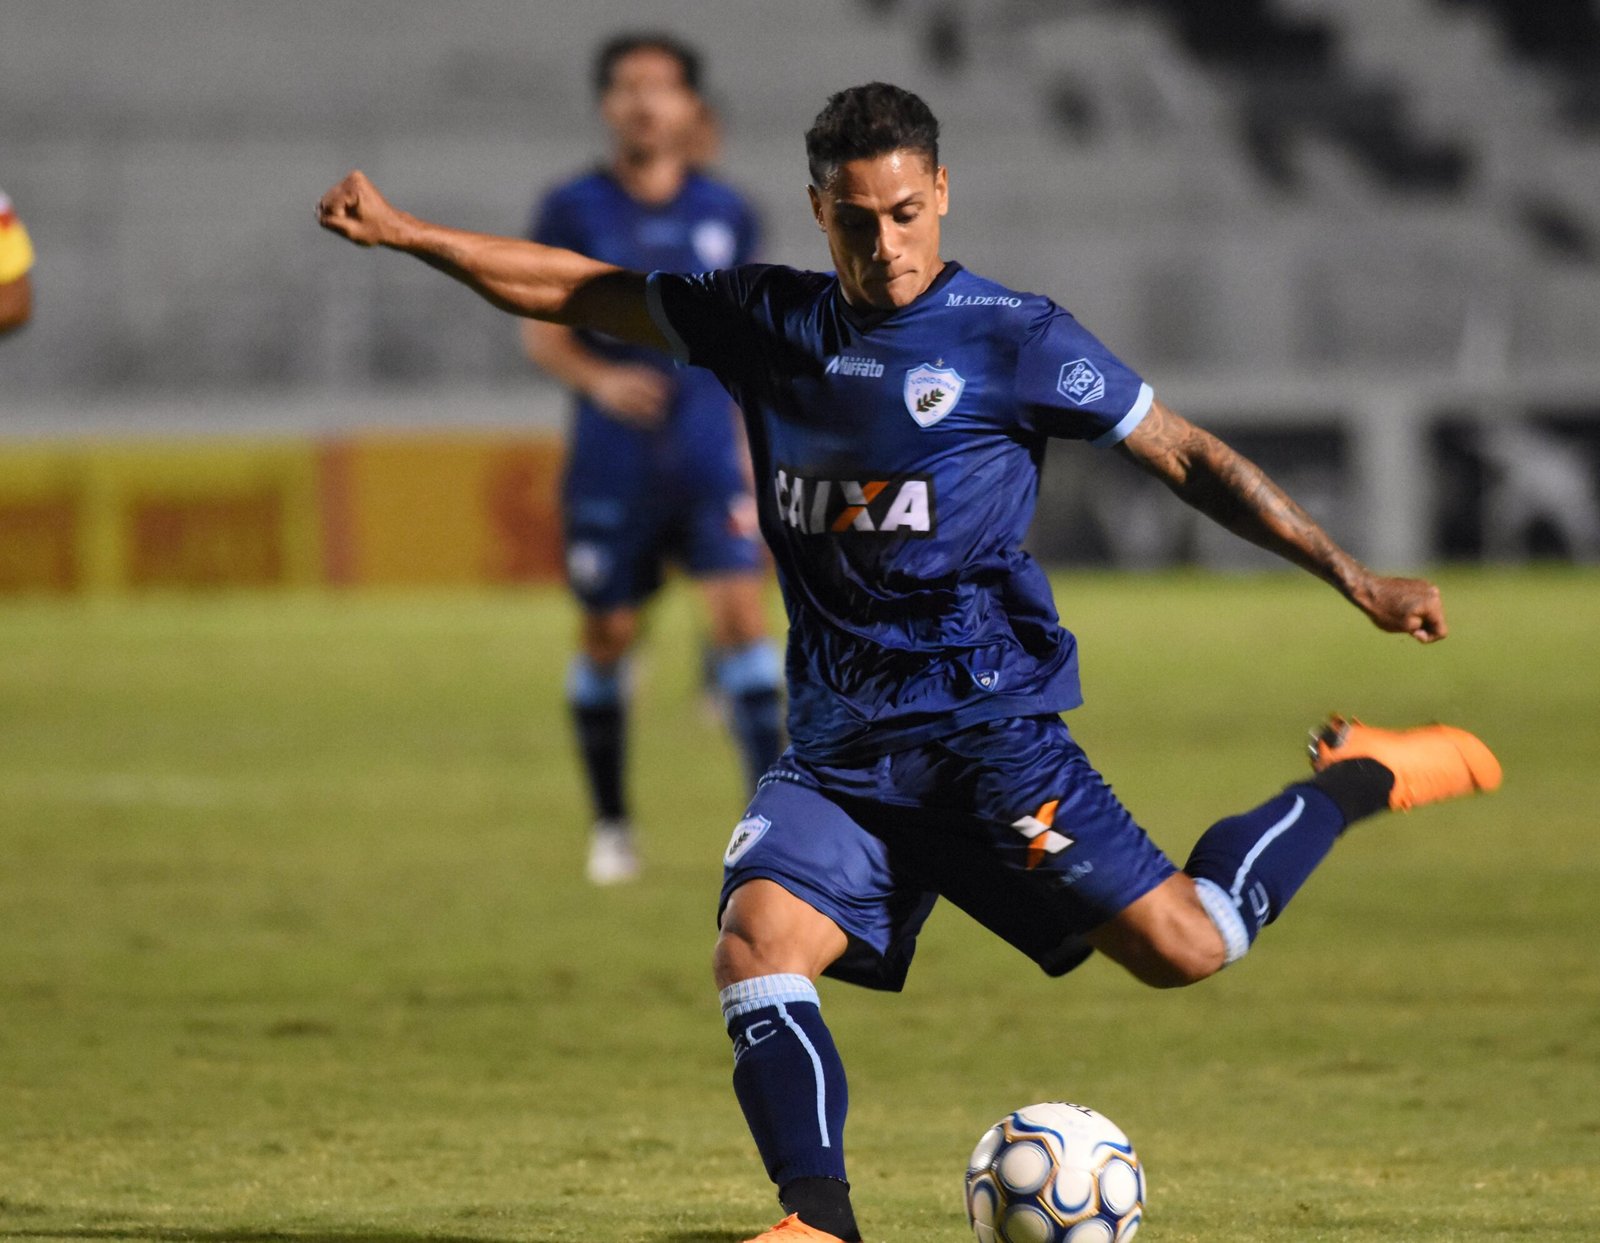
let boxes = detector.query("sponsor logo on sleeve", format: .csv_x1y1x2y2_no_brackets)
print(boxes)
902,362,965,428
1057,358,1106,406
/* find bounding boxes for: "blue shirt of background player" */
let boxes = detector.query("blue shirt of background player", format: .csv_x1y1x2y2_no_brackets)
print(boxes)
646,260,1154,763
529,168,760,495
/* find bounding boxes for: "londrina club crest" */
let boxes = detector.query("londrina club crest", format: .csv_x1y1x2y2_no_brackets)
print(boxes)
903,363,965,428
724,814,771,866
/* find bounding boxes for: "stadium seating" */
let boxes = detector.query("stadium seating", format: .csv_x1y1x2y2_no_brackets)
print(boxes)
0,0,1595,392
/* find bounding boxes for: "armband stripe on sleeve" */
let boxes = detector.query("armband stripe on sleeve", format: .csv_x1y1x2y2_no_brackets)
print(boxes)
645,271,692,364
1091,382,1154,448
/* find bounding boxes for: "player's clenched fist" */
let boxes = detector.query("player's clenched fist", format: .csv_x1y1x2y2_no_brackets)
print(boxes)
1356,573,1448,643
316,170,400,247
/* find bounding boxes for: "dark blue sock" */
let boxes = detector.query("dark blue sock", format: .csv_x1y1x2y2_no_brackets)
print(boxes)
1184,784,1347,962
714,641,786,791
567,655,628,822
721,974,849,1188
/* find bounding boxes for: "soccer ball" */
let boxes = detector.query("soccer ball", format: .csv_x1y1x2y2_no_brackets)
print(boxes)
964,1102,1144,1243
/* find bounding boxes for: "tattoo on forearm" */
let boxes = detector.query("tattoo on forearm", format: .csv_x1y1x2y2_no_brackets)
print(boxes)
1130,409,1352,587
1198,436,1353,583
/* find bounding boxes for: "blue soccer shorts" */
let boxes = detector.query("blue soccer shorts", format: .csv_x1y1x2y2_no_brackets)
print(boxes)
718,714,1178,991
563,480,763,611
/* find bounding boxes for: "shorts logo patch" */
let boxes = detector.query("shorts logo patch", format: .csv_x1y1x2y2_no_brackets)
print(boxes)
566,541,610,593
973,669,1000,691
1011,799,1075,870
724,814,772,866
903,362,965,428
1057,358,1106,406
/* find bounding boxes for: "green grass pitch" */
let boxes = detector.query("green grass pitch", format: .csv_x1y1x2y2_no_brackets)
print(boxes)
0,569,1595,1243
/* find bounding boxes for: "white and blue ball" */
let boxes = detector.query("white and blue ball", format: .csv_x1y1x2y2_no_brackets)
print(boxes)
965,1102,1144,1243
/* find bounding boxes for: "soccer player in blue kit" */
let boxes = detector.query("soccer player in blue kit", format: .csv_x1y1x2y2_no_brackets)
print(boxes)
318,81,1501,1243
522,34,782,885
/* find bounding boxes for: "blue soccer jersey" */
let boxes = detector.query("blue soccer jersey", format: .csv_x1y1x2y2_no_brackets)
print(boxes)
646,261,1153,761
530,169,760,493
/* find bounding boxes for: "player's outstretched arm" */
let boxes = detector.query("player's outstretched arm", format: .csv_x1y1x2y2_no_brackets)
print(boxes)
1116,398,1447,642
316,170,668,351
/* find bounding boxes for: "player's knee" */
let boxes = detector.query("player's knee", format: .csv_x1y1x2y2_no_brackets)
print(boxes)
712,920,815,990
704,579,769,648
580,610,639,665
713,879,848,989
712,924,764,990
1136,933,1226,989
708,602,765,648
1086,876,1227,989
1107,935,1225,989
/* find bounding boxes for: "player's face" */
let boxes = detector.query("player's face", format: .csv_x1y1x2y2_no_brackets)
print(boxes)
809,150,948,310
600,49,700,161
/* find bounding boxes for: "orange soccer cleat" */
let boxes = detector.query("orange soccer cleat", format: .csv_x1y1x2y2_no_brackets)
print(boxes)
1309,714,1502,811
741,1214,853,1243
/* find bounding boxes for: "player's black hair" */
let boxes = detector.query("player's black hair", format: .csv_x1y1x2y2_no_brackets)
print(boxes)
805,82,940,188
593,33,702,96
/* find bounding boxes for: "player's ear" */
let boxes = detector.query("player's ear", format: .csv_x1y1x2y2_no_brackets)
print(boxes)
935,165,949,217
807,183,826,231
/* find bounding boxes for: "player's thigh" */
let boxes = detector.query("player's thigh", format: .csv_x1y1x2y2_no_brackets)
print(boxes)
715,879,849,987
717,773,938,992
920,717,1178,977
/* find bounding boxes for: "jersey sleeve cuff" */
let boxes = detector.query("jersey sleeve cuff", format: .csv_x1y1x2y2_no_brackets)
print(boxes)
1090,382,1154,448
645,271,692,364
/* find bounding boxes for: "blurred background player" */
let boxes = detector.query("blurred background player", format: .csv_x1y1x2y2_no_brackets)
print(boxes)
0,187,35,335
521,34,782,885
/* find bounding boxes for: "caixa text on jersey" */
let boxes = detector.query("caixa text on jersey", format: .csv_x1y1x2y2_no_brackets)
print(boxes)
772,469,936,537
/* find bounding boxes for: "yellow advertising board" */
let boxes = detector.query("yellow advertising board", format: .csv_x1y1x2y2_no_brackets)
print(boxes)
323,435,564,587
0,439,321,594
0,447,80,593
0,433,566,595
